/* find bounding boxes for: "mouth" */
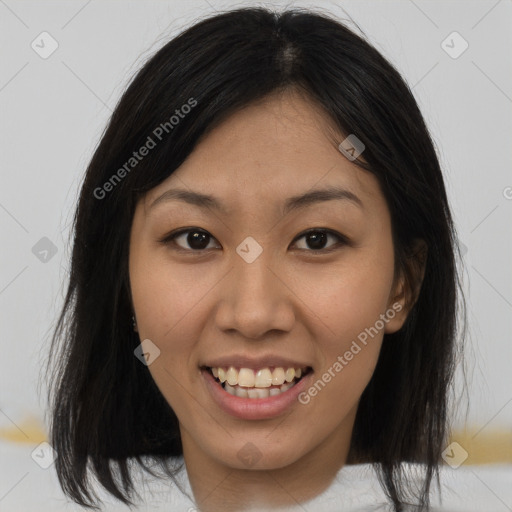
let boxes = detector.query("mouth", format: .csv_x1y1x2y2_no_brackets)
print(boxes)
203,365,313,399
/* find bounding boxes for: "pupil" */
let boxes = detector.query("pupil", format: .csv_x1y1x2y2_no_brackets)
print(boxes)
189,231,209,250
307,231,327,250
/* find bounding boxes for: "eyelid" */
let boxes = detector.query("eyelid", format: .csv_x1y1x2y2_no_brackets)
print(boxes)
158,227,349,253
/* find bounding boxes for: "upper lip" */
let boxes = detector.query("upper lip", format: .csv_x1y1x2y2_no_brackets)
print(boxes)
202,355,312,371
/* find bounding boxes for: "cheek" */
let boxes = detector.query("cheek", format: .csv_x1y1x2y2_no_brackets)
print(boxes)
299,245,395,407
307,257,395,347
130,249,210,340
129,251,207,417
295,265,392,434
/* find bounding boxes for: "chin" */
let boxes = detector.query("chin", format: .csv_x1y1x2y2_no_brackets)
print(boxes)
210,439,307,471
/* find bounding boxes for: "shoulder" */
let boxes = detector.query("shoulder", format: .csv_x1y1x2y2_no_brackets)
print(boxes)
301,462,512,512
90,455,195,511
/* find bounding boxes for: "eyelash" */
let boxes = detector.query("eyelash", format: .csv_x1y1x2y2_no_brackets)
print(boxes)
158,227,349,254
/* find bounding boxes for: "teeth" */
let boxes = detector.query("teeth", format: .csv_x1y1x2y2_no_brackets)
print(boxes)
210,365,307,391
226,367,238,386
224,381,295,399
254,368,273,387
280,381,293,392
238,368,255,387
272,367,285,385
255,388,270,398
285,368,295,382
248,388,269,398
235,386,248,398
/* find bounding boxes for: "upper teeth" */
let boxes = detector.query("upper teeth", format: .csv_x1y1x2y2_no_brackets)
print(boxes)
211,366,304,387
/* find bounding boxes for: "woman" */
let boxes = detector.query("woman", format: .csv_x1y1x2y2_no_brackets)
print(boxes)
46,6,466,511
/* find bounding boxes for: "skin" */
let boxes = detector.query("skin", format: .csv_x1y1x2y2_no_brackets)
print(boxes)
129,88,424,511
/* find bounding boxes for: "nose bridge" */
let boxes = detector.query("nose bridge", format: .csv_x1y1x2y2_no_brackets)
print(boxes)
216,242,294,339
234,245,276,299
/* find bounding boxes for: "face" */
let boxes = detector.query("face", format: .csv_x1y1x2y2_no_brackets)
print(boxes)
129,89,410,475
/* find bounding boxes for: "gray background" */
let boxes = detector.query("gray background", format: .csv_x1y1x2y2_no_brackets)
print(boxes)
1,0,511,440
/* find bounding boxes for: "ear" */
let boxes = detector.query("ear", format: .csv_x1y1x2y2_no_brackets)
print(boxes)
384,238,428,334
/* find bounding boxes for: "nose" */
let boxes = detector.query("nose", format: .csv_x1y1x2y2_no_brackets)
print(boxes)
214,250,295,340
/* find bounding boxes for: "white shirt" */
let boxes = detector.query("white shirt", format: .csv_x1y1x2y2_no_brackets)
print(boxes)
93,456,512,512
1,441,511,511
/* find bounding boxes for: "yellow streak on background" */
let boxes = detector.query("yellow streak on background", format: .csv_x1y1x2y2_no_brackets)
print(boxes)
1,419,511,465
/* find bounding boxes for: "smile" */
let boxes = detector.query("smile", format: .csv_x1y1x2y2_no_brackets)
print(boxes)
206,365,311,399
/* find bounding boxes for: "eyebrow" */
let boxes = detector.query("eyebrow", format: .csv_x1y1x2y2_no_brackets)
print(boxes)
149,185,363,215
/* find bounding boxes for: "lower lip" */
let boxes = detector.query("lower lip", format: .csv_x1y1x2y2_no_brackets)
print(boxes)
202,369,312,420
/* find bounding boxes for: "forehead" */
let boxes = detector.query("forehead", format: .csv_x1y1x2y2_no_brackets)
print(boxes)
143,90,383,216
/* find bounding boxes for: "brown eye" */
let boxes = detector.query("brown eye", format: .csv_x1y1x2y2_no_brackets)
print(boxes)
292,229,348,252
160,228,220,251
159,227,348,254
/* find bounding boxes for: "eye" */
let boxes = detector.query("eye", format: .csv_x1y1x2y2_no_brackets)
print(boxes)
159,228,220,252
291,228,348,252
159,227,348,253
